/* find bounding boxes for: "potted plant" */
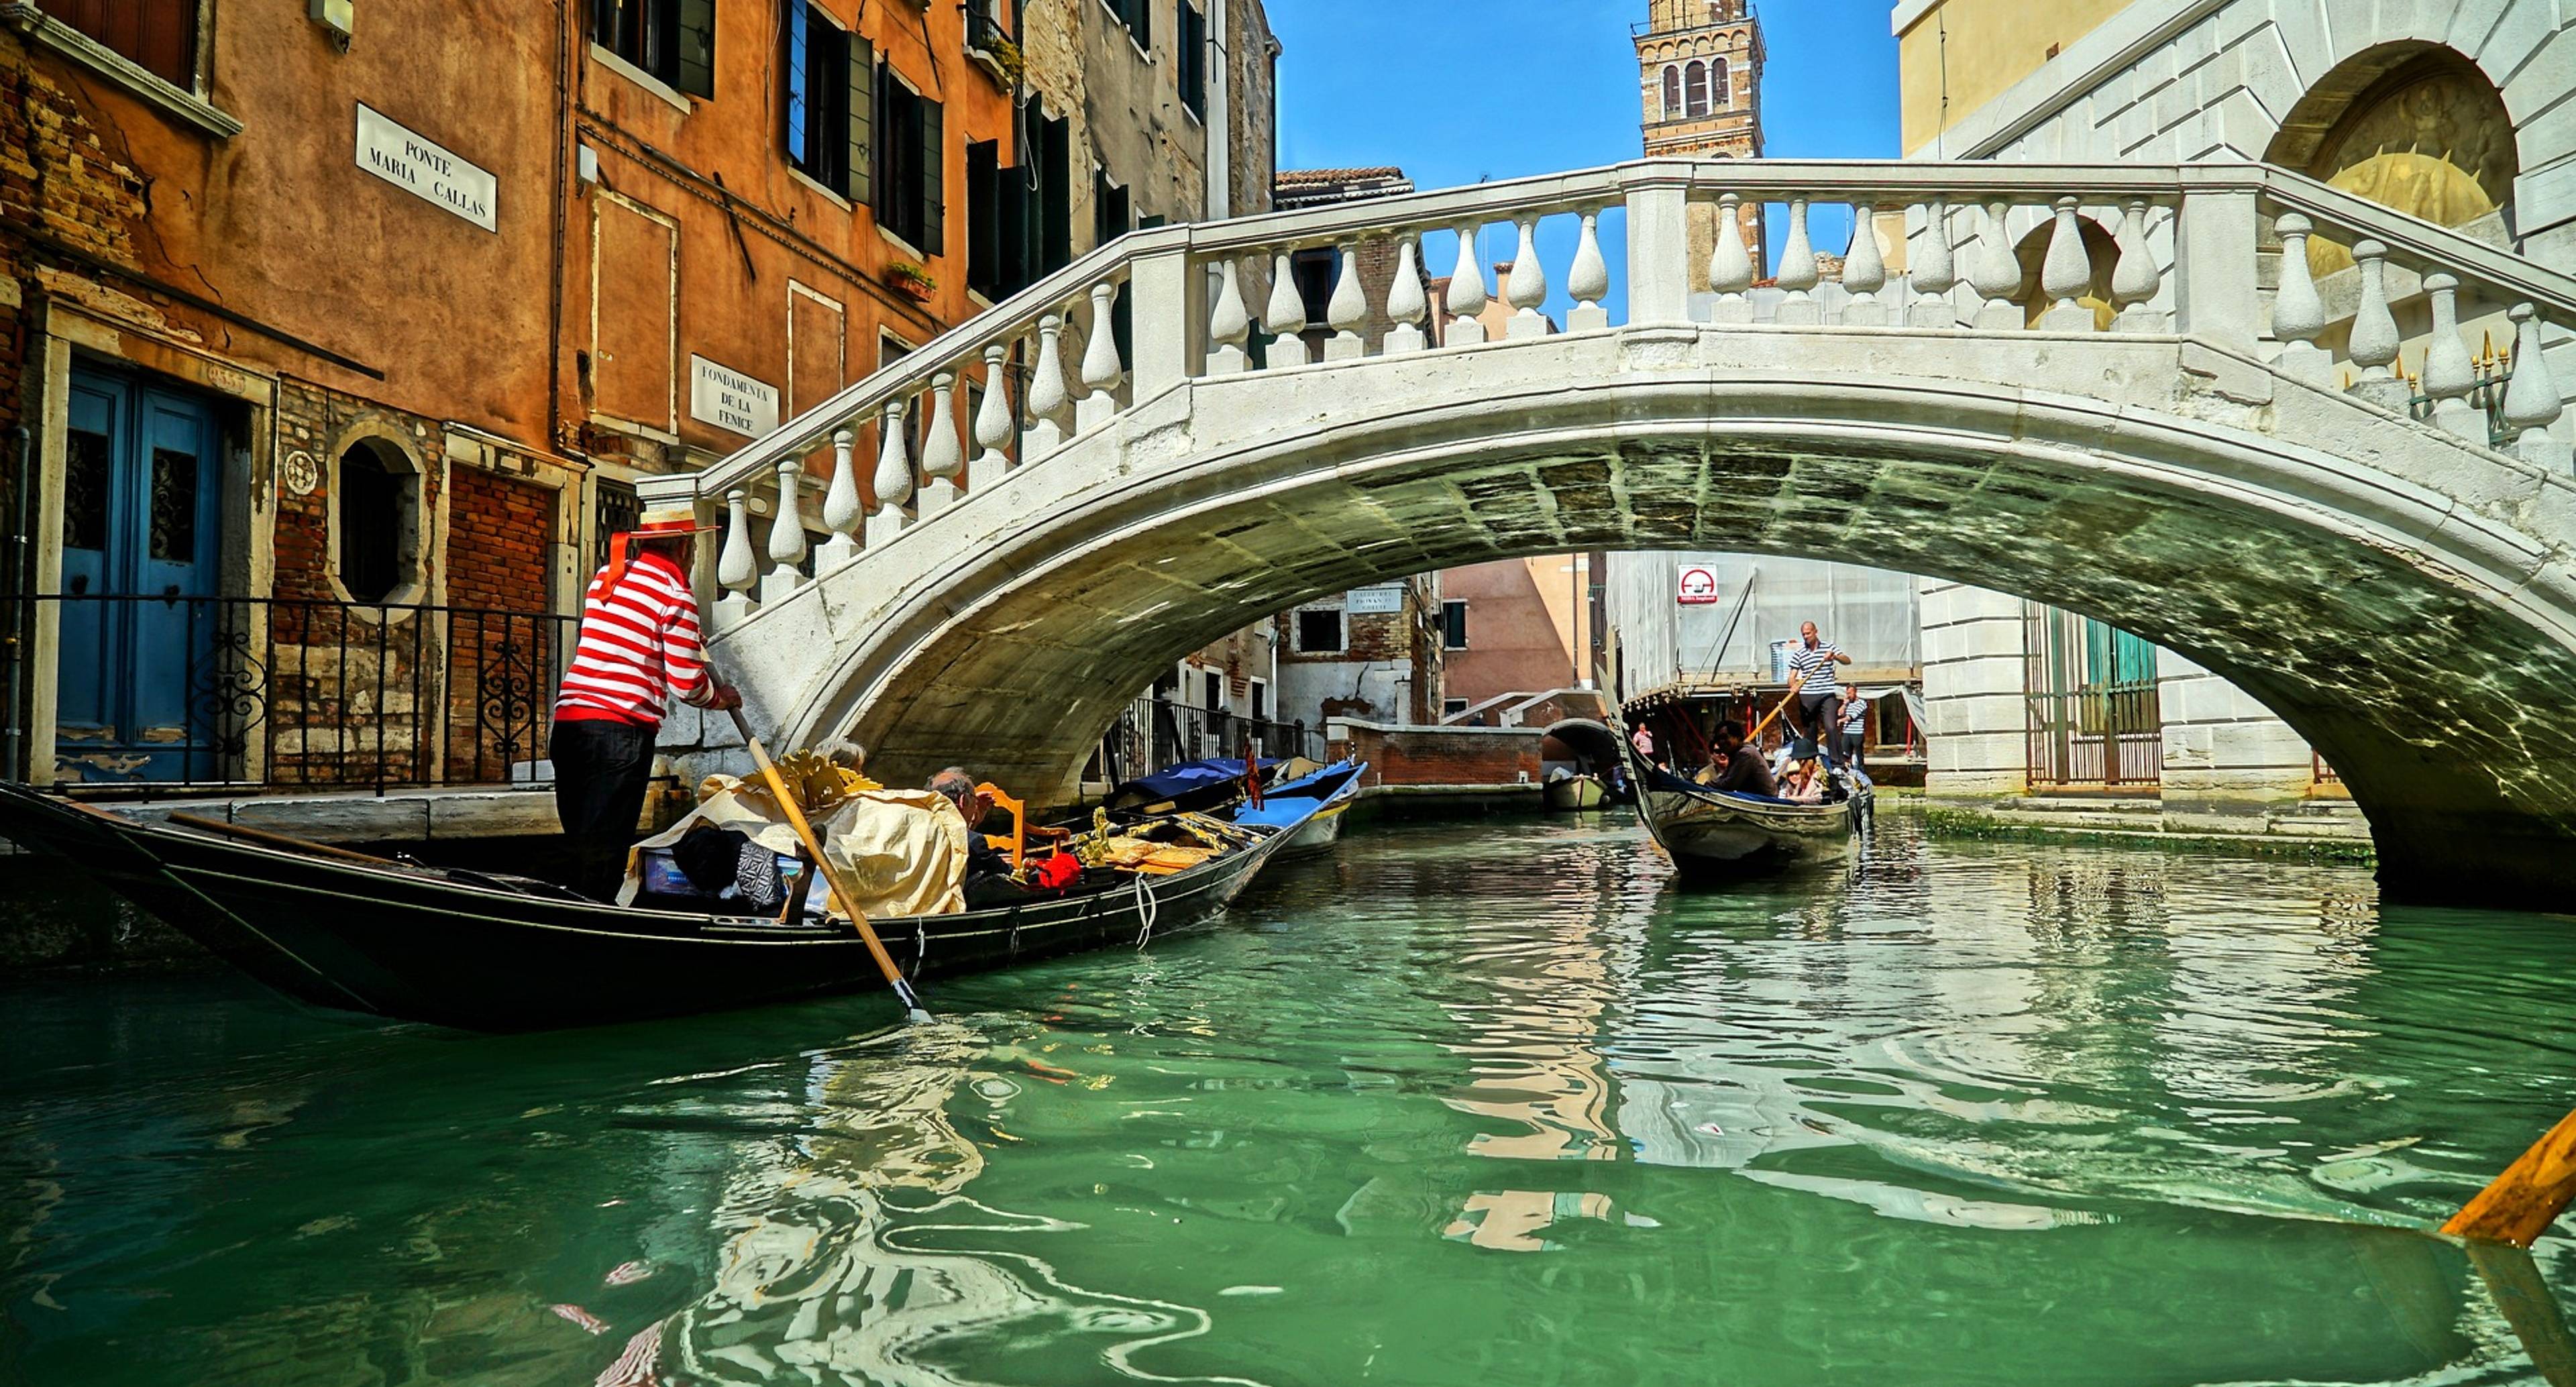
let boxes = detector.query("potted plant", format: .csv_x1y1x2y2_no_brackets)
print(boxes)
887,261,936,303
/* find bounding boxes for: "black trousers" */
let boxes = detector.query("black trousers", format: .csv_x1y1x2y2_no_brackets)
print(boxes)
1794,691,1839,751
552,718,657,900
1840,730,1868,767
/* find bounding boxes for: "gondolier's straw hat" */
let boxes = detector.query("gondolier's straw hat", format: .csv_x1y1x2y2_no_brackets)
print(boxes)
595,506,718,594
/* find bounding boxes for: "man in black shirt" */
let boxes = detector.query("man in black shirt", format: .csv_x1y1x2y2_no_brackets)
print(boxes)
1710,720,1778,797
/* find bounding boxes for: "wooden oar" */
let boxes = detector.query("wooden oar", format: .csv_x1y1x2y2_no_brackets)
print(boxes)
2443,1106,2576,1247
1745,674,1807,746
727,707,930,1022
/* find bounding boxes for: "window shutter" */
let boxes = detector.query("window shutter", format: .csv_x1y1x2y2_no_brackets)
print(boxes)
965,140,1000,298
920,97,945,255
1134,0,1152,50
847,38,874,207
996,178,1030,295
675,0,716,97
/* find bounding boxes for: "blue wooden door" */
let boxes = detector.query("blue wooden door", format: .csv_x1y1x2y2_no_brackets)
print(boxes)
54,368,225,781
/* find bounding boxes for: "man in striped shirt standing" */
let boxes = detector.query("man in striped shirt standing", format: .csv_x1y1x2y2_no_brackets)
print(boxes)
552,508,740,899
1784,621,1851,754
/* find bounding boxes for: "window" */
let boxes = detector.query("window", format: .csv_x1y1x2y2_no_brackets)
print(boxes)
1177,3,1208,118
1711,57,1729,107
874,66,944,252
46,0,200,89
1441,600,1468,651
1295,608,1344,654
1444,697,1470,717
1202,671,1224,711
1092,168,1131,248
1684,59,1709,117
782,3,860,199
966,140,1002,298
592,0,716,97
1107,0,1151,52
333,437,421,606
965,0,1011,53
1660,65,1681,119
594,479,641,569
1250,679,1268,721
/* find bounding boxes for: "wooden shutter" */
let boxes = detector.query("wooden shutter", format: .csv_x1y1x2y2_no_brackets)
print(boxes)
966,141,1000,298
920,97,945,256
997,178,1031,295
847,38,875,208
675,0,716,97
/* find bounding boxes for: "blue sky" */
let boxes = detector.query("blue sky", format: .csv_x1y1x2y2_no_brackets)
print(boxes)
1267,0,1902,316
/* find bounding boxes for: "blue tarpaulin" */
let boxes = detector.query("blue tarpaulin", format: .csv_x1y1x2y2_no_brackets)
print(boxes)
1112,757,1279,804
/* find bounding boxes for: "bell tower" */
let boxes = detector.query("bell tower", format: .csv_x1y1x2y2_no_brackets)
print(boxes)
1636,0,1766,285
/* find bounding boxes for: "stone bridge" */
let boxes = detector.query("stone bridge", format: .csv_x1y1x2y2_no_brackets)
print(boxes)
637,159,2576,905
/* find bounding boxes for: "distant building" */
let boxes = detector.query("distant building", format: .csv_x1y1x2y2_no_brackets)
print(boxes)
1275,577,1446,732
1635,0,1766,287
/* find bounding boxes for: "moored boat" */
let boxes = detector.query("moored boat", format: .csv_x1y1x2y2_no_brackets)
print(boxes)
1233,758,1366,856
0,782,1313,1032
1543,772,1607,812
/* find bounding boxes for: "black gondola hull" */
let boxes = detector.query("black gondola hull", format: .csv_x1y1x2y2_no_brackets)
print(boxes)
0,785,1289,1032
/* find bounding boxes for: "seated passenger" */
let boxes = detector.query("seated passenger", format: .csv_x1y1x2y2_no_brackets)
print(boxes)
1777,759,1826,804
1709,720,1778,797
928,767,1014,885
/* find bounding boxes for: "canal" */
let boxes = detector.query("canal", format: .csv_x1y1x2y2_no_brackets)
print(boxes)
5,814,2573,1386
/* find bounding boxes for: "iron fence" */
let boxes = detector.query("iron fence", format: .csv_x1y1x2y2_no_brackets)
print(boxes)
17,593,576,794
1093,696,1322,786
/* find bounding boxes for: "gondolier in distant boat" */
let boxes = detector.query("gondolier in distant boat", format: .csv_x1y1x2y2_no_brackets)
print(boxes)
1784,622,1851,753
552,508,741,899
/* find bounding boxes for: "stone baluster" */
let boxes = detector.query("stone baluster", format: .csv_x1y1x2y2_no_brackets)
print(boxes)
1263,251,1309,367
2036,196,2095,332
1837,203,1887,327
865,398,912,549
1568,211,1610,331
1325,244,1368,361
1206,258,1252,376
1025,313,1072,457
2269,213,2329,384
2109,199,2165,331
2346,239,2407,411
1505,217,1549,339
2502,303,2571,470
918,372,965,517
1774,198,1821,325
1385,234,1430,355
1709,192,1754,325
758,456,809,604
970,344,1015,490
1968,199,2024,329
1075,282,1124,433
1907,197,1960,329
1446,226,1489,345
2420,274,2481,443
816,427,863,571
714,486,757,624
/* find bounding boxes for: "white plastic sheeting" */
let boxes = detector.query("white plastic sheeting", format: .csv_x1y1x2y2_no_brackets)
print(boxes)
1602,553,1921,692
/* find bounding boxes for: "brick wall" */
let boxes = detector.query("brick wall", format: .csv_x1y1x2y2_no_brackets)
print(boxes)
445,467,559,781
1330,722,1544,787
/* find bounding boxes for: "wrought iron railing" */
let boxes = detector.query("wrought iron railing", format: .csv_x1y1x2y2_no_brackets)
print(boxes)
17,594,577,795
2025,686,2163,790
1093,696,1322,786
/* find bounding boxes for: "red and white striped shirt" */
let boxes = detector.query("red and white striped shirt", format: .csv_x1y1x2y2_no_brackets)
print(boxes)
553,550,716,726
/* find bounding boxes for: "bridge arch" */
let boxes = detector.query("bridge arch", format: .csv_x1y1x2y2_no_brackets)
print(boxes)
738,330,2575,905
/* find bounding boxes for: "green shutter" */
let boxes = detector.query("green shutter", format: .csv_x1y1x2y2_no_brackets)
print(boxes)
847,38,873,207
920,97,945,255
675,0,716,97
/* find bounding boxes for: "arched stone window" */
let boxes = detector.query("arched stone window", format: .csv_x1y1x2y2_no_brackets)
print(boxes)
1711,57,1729,107
329,429,426,607
1684,60,1709,117
2264,45,2518,278
1662,64,1682,119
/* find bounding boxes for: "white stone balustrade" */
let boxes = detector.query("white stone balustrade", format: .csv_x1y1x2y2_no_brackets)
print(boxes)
649,158,2576,618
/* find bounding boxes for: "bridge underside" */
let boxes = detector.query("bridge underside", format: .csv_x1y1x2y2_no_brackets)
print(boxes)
726,331,2576,908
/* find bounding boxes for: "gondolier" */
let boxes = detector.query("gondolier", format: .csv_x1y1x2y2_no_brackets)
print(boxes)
1784,622,1851,752
553,508,741,899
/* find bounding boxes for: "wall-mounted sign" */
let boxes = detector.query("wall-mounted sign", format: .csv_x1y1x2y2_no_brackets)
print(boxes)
690,356,781,437
1345,584,1405,615
1677,567,1721,604
354,104,496,231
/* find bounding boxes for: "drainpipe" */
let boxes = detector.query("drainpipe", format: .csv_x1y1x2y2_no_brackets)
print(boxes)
1203,0,1229,220
5,421,32,783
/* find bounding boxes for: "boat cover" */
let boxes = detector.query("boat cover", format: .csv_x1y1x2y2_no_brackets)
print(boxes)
1114,757,1279,804
1232,761,1363,830
622,778,970,917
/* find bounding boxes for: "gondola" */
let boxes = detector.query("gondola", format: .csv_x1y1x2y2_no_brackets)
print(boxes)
1231,758,1366,856
0,781,1309,1033
1542,771,1607,812
1621,751,1866,879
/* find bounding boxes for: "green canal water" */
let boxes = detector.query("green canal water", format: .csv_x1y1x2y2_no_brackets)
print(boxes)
7,814,2576,1386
